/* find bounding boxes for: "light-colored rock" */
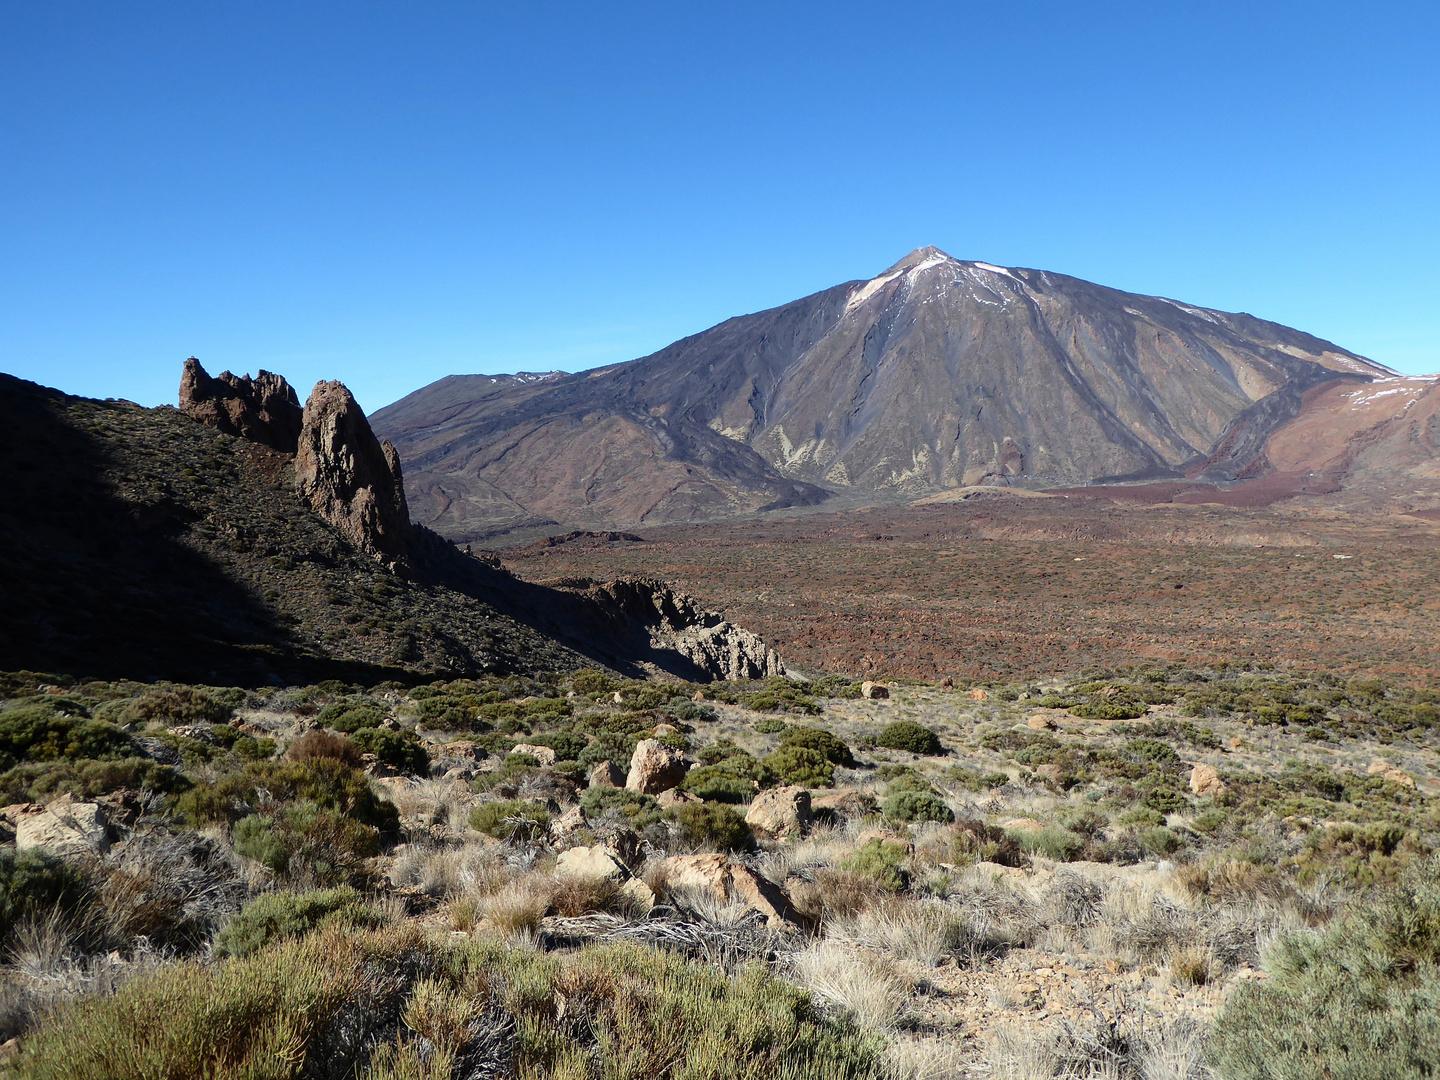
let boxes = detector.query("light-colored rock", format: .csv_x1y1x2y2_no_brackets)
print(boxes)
969,687,989,701
657,788,700,809
660,853,803,926
855,828,914,853
511,743,557,767
1001,818,1046,832
663,853,731,900
10,796,109,854
619,877,657,912
1368,761,1417,789
745,785,812,838
861,681,889,700
555,845,628,883
1034,763,1064,784
589,761,625,788
626,738,687,795
652,724,678,736
552,805,588,839
1027,714,1056,731
1189,763,1227,797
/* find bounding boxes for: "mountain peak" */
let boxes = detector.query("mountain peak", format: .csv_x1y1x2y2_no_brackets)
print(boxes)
883,246,957,274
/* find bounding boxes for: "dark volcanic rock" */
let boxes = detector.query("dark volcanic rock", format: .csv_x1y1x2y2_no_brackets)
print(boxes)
295,381,413,565
374,248,1392,539
179,357,303,453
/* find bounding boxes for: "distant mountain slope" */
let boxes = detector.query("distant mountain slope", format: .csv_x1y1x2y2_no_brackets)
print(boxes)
0,369,782,684
374,247,1393,540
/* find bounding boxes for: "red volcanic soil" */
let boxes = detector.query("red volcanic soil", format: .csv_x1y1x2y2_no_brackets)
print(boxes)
1047,476,1339,508
496,499,1440,686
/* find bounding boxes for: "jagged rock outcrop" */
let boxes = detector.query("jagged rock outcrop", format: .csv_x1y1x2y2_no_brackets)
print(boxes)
625,738,688,795
578,577,784,679
294,381,413,565
178,357,303,453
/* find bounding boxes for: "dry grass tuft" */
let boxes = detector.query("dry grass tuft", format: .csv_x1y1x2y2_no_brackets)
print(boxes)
480,877,553,940
793,941,907,1032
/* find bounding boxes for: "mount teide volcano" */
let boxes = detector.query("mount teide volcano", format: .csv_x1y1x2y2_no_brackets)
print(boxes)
375,248,1426,540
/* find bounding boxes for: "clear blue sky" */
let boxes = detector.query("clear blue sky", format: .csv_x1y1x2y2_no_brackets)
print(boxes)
3,2,1437,414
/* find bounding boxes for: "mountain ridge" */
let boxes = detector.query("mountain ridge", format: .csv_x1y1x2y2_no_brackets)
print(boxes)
374,248,1416,540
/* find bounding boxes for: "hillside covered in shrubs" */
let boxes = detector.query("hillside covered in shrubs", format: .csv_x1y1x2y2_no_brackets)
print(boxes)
0,660,1436,1077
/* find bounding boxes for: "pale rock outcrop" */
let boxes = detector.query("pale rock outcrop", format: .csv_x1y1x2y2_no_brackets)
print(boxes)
1189,763,1227,797
511,744,557,767
589,761,625,788
657,788,700,809
745,785,812,838
294,380,412,564
555,845,628,883
670,622,784,681
861,681,889,700
626,738,687,795
178,357,303,453
5,795,109,854
661,853,806,927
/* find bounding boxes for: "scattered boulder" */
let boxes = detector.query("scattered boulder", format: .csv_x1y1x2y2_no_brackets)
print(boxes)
294,380,412,565
969,687,989,702
626,738,687,795
1000,818,1046,833
745,785,812,839
1027,714,1057,731
1189,763,1227,797
555,845,628,883
6,795,109,854
441,740,486,763
551,805,588,840
178,357,303,453
512,743,557,767
618,877,657,912
660,853,805,926
861,681,889,700
657,788,700,809
589,761,625,788
1034,763,1064,785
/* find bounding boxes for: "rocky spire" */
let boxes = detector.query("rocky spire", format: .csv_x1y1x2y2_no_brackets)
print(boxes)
178,357,303,453
294,380,412,565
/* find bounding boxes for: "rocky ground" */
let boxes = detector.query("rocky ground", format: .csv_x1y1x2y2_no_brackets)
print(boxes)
1,662,1434,1077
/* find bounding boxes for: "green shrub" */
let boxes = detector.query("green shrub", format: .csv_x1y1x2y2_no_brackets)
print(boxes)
1208,855,1440,1079
214,887,377,958
882,790,953,824
0,757,184,807
779,726,855,768
843,838,910,891
754,718,787,734
951,820,1028,868
232,801,382,884
176,758,398,833
0,706,135,770
569,669,615,697
762,745,834,788
12,930,885,1080
944,764,1011,791
349,728,429,775
578,786,661,828
123,687,234,725
577,731,639,772
667,802,753,852
0,849,90,943
1140,826,1182,856
324,707,386,733
468,799,551,842
681,765,757,803
1008,826,1086,862
874,721,942,756
524,731,588,761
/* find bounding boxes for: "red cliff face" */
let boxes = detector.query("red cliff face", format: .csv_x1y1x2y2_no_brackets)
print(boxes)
178,357,303,454
294,380,413,567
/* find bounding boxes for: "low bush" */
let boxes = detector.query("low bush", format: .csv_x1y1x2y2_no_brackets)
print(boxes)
232,801,382,884
779,726,855,767
0,706,135,770
213,886,377,958
1208,855,1440,1079
882,790,954,824
667,802,753,852
754,718,787,735
177,758,398,833
123,687,234,725
350,728,430,775
763,745,834,788
12,929,886,1080
468,799,551,842
0,757,183,807
284,730,362,768
951,820,1029,868
523,731,588,761
874,721,942,756
1008,826,1086,862
0,849,90,944
843,838,910,891
579,786,661,829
